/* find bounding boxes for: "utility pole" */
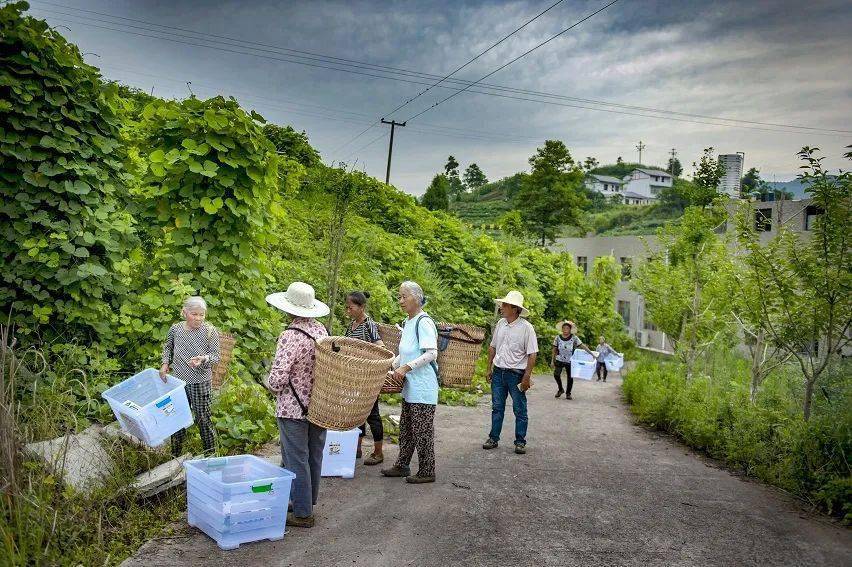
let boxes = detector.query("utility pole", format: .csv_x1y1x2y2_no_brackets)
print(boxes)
669,148,677,174
635,141,646,165
380,119,406,185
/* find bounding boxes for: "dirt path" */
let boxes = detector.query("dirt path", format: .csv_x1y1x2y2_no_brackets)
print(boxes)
122,374,850,566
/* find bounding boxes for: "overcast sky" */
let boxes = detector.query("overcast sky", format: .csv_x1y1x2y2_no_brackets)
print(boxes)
25,0,852,195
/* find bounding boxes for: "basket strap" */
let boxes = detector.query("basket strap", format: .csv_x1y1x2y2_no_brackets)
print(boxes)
438,326,484,345
283,326,316,416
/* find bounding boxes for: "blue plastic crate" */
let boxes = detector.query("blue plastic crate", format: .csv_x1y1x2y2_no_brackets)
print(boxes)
101,368,193,447
184,455,295,550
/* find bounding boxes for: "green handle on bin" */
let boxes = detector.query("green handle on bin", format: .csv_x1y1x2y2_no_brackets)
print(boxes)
252,483,273,493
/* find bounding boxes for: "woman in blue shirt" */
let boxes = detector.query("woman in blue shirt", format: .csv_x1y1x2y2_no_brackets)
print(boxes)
380,280,439,484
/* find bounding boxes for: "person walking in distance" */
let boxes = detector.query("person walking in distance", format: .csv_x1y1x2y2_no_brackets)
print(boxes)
482,291,538,455
552,320,596,400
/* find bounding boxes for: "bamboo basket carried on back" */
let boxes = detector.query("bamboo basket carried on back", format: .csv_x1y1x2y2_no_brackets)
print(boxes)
308,337,394,430
376,321,485,389
211,332,235,390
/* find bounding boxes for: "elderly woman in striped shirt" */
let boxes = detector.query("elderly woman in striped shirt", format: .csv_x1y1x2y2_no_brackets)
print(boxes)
344,291,386,465
160,296,221,457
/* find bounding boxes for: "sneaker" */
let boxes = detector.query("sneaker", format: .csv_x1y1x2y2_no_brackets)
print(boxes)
364,453,384,466
554,389,564,398
482,438,498,450
514,443,526,455
287,513,315,528
566,393,573,400
596,377,601,382
405,474,436,484
380,465,411,477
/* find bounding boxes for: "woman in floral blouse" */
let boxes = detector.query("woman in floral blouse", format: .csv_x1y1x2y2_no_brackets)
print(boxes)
265,282,329,528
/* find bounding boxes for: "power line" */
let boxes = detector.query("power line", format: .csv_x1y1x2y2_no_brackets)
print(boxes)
29,7,852,136
98,63,543,144
329,0,567,159
402,0,621,122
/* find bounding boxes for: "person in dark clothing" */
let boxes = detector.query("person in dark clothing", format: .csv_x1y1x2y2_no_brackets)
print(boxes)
344,291,386,466
551,320,596,400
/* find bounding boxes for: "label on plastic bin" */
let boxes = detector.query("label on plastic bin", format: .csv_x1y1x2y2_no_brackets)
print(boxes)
155,396,175,415
328,441,341,456
251,483,273,493
123,400,142,411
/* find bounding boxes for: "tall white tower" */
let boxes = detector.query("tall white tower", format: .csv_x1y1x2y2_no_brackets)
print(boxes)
718,153,745,197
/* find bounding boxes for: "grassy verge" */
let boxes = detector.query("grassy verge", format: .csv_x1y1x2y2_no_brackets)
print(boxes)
622,352,851,522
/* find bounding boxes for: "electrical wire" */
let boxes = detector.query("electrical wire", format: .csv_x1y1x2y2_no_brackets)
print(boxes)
26,4,851,136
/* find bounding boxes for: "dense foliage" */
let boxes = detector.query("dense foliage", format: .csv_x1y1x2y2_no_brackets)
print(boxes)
0,3,136,340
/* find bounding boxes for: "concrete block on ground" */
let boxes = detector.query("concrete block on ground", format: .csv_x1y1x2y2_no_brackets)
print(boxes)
25,425,114,494
132,453,191,493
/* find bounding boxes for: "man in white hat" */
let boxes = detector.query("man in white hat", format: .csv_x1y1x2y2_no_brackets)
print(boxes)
482,290,538,455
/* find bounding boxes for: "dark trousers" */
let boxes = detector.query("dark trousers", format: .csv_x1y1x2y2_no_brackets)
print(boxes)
358,398,384,442
596,362,608,380
553,361,573,394
172,382,215,456
278,417,326,518
489,367,528,444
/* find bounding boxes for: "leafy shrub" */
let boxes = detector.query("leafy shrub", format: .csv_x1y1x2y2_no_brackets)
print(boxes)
0,3,136,341
211,375,279,453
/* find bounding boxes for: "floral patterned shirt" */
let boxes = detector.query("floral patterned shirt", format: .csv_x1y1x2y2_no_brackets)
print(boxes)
266,317,328,419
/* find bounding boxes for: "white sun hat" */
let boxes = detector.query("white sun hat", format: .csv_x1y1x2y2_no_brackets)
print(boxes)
493,290,529,318
266,282,330,318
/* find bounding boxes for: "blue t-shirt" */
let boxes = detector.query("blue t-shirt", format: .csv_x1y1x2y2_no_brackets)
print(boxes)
399,312,439,405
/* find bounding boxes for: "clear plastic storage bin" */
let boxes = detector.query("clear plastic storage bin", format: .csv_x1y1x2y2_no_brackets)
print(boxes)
321,428,359,478
101,368,193,447
570,352,597,380
604,354,624,372
185,455,296,550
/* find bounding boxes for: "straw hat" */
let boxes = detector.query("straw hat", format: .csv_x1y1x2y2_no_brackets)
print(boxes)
493,290,529,318
266,282,330,318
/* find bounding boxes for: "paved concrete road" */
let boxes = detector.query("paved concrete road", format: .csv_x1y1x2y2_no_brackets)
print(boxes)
123,374,851,567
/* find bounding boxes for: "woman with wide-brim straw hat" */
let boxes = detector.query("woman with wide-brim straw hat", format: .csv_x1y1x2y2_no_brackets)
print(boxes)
264,282,329,528
551,319,596,400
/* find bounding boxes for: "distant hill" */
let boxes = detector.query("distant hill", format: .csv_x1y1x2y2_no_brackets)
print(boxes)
766,180,808,199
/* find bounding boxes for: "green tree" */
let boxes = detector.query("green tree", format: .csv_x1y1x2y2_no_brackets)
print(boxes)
616,156,624,165
0,3,137,342
443,155,464,200
741,167,762,196
514,141,587,246
262,123,320,168
668,157,683,177
632,204,735,379
583,156,599,172
684,147,725,207
734,147,851,420
463,163,488,192
421,174,450,211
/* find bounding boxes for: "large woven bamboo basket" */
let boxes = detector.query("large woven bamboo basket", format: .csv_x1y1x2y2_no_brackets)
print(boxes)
211,332,235,390
436,323,486,388
376,323,401,355
308,337,394,430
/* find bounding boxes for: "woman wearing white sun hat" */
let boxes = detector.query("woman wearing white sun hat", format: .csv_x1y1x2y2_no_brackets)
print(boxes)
264,282,329,529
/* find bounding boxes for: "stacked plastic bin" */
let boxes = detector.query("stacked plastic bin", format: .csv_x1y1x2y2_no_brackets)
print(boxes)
320,428,360,478
570,350,597,380
185,455,296,550
101,368,193,447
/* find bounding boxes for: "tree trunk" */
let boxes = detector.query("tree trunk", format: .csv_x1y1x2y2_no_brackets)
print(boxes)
803,377,815,421
749,329,765,404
